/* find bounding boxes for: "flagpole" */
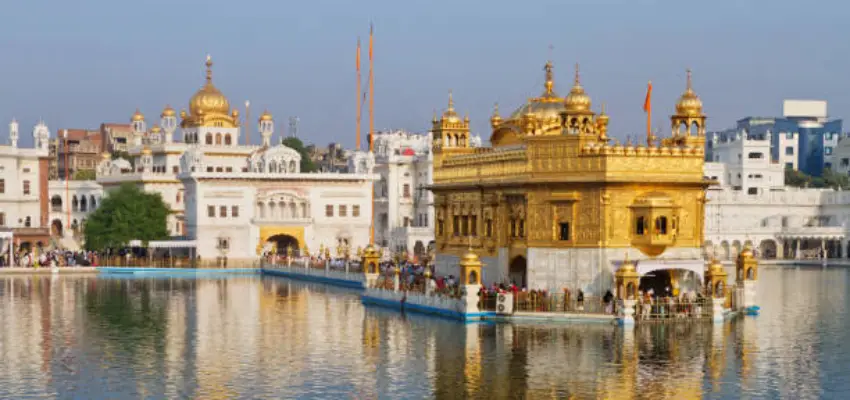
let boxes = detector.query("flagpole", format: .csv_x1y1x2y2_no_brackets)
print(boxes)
356,37,361,151
645,81,653,146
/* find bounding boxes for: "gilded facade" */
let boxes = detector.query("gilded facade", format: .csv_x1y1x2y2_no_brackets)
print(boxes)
430,63,710,293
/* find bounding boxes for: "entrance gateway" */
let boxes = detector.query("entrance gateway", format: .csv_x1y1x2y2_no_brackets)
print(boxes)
614,259,705,296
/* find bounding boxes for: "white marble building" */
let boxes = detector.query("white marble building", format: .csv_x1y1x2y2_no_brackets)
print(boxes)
47,180,104,244
372,130,481,258
704,131,846,261
96,56,376,261
0,119,51,257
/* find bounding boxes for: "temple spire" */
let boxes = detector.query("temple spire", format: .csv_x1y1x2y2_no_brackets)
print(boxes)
205,54,213,83
447,89,454,112
543,60,554,95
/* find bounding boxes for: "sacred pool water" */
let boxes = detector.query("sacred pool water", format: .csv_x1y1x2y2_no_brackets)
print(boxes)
0,267,847,399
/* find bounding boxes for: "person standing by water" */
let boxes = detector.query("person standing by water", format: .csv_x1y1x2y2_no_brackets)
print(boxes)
577,289,585,311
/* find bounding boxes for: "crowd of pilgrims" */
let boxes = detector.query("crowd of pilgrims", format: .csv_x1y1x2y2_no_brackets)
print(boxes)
0,249,99,268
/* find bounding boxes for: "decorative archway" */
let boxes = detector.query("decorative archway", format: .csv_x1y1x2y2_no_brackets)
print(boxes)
266,234,299,255
413,241,425,257
703,240,714,259
759,239,778,259
720,241,730,260
509,256,527,288
51,195,62,212
731,240,742,259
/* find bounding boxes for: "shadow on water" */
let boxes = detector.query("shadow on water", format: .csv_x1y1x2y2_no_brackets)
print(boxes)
0,268,847,398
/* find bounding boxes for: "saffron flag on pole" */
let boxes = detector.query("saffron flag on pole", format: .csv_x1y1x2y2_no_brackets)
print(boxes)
643,81,652,113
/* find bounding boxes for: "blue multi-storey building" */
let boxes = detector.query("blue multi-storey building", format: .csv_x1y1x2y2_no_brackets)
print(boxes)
705,100,841,176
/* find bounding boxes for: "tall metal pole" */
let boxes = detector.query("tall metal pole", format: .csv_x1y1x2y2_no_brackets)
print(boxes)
368,23,375,245
63,129,70,234
356,37,362,151
245,100,251,145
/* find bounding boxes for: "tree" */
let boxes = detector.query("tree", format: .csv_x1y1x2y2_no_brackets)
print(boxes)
281,137,318,172
83,183,170,251
73,169,97,180
785,167,850,190
785,168,812,187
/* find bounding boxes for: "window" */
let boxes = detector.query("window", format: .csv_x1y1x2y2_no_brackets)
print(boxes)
842,158,849,167
518,219,525,237
225,167,233,172
404,217,410,227
461,216,469,235
208,205,215,217
825,147,834,155
22,167,31,173
353,205,360,217
438,219,444,235
453,216,460,236
786,132,794,139
173,166,179,173
325,205,333,217
23,180,30,195
747,152,763,159
785,162,793,169
486,219,493,237
217,238,229,250
655,216,667,235
206,167,213,172
510,219,517,237
785,146,794,155
219,206,227,217
0,179,4,193
748,187,758,195
0,212,4,226
403,184,411,198
339,205,347,217
215,167,223,172
176,191,183,203
470,216,477,236
24,216,31,227
636,217,645,235
206,133,213,145
231,206,239,218
559,222,571,241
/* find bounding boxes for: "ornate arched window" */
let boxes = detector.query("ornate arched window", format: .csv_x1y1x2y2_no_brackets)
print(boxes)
289,160,296,173
205,133,213,145
215,133,222,145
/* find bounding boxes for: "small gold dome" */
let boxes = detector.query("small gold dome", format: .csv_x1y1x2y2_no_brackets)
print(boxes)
131,109,145,122
161,105,176,118
675,69,703,116
708,258,724,272
151,125,162,133
490,103,502,127
101,152,111,160
259,110,273,122
231,108,240,118
441,90,461,123
141,146,152,155
459,248,482,267
564,64,592,113
620,257,636,272
740,243,754,258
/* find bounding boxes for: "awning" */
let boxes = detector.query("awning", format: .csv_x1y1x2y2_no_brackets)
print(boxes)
615,259,706,280
128,240,197,249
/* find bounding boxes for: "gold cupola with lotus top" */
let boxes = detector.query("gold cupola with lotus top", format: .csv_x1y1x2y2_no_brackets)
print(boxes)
181,55,239,129
669,69,706,147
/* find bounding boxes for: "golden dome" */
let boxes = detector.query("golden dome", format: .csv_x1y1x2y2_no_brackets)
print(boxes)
188,55,232,119
161,105,176,118
508,61,566,120
708,258,724,272
141,146,152,155
490,103,502,127
675,69,703,116
151,125,162,133
131,109,145,122
616,253,639,278
740,243,754,258
259,109,273,122
101,152,111,160
441,90,461,123
459,248,482,267
564,64,592,113
231,108,239,118
363,244,380,258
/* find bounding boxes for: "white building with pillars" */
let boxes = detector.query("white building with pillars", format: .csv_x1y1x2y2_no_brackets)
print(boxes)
704,131,846,262
95,56,376,262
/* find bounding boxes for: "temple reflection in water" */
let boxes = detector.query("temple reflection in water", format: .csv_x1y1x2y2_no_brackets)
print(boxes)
0,270,844,398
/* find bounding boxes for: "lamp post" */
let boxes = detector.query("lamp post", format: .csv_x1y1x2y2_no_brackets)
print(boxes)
63,129,70,237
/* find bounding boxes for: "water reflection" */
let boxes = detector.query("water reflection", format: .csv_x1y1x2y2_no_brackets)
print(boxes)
0,268,847,399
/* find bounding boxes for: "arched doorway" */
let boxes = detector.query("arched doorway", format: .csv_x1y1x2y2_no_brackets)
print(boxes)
51,195,62,212
703,240,714,259
720,241,730,260
51,219,63,237
266,234,299,255
413,241,425,257
759,239,778,259
509,256,527,288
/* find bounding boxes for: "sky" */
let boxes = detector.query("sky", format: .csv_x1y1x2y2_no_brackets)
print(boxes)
1,0,849,148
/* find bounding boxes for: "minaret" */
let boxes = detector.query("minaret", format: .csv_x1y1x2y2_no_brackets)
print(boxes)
258,110,274,147
671,69,707,140
9,119,19,147
131,109,146,146
161,105,177,143
431,90,471,151
32,120,50,151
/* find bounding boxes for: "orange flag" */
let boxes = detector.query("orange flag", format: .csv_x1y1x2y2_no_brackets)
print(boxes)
643,81,652,113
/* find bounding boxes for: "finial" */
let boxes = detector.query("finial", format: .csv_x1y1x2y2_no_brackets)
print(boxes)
492,102,499,116
624,252,630,263
574,63,580,85
543,60,554,95
601,102,606,114
686,68,692,91
467,235,473,251
447,90,454,112
205,54,213,83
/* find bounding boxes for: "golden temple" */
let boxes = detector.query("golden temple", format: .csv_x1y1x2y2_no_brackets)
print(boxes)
430,62,710,291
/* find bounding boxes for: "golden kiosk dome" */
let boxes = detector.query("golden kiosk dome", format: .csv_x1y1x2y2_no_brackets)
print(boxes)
259,109,274,122
441,90,461,123
161,105,176,118
150,125,162,134
564,64,592,113
459,248,482,267
131,109,145,122
508,61,566,121
675,69,703,116
182,55,237,129
739,243,754,258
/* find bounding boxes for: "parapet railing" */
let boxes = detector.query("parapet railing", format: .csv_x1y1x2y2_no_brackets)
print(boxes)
479,292,609,315
99,256,259,268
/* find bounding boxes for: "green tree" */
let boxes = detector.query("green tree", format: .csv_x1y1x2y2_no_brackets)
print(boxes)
83,183,170,251
784,168,812,187
73,169,97,180
281,137,318,172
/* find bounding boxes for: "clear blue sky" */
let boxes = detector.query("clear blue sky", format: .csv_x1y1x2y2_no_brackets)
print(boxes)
1,0,849,148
